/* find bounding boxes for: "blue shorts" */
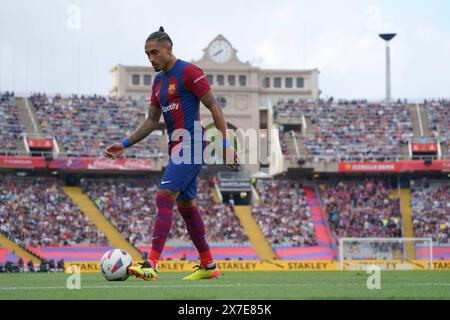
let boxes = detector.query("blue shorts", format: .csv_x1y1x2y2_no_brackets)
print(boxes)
159,140,205,201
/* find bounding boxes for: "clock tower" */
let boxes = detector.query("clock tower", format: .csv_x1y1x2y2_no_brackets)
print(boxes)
208,37,233,64
193,34,252,69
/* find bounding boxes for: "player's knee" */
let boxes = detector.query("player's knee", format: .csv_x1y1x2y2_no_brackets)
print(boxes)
177,199,197,209
158,189,179,200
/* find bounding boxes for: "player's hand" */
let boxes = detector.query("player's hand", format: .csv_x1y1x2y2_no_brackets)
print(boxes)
104,143,125,160
224,146,239,170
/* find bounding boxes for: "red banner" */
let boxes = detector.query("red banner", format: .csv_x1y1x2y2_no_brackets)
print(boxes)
411,143,438,153
27,138,54,149
339,160,450,172
339,162,400,172
0,156,46,168
49,157,153,171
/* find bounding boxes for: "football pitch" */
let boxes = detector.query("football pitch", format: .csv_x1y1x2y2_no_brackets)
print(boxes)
0,271,450,300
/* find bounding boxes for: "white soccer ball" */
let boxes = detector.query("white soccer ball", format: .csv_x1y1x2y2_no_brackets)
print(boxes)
100,249,133,281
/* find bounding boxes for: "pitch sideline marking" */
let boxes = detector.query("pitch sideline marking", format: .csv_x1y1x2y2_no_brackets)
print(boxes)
0,282,450,291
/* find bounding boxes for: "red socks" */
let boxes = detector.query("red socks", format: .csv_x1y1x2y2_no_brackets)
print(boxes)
178,206,214,267
149,193,214,269
149,193,175,266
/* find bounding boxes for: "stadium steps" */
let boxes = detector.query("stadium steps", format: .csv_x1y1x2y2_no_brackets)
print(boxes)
16,97,41,134
418,104,431,137
442,144,449,157
305,117,313,133
296,135,309,158
15,139,27,153
305,186,337,258
233,206,277,260
409,103,431,138
0,232,42,264
285,132,296,155
401,144,410,159
62,186,143,261
393,189,416,259
409,104,422,137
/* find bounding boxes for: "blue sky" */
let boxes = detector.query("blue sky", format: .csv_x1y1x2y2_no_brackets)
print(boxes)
1,0,449,99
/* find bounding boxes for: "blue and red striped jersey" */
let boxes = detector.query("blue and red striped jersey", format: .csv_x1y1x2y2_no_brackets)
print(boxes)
150,59,211,154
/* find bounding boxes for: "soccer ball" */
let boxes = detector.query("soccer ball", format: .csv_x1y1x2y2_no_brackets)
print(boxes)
100,249,133,281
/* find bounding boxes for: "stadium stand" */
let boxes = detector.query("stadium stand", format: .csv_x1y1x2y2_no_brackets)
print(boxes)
81,177,249,247
410,180,449,244
426,99,450,156
30,93,164,159
274,99,414,162
318,179,402,238
0,177,108,247
1,91,449,264
253,179,317,247
0,92,24,152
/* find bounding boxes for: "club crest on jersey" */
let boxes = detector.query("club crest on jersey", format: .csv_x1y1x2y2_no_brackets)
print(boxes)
168,83,176,95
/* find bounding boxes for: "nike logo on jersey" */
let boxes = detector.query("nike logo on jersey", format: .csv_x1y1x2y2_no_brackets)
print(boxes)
161,180,172,185
162,102,179,113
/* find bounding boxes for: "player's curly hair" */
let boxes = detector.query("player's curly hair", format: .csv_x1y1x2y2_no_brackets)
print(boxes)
146,26,173,46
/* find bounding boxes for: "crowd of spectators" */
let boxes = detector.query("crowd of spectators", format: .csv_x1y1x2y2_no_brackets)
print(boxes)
410,180,449,244
0,91,24,152
30,93,165,159
253,179,317,247
426,99,450,156
274,99,414,162
82,177,248,247
278,130,293,158
0,177,108,247
319,179,402,239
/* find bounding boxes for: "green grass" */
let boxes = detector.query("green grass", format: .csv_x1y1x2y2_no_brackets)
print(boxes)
0,271,449,300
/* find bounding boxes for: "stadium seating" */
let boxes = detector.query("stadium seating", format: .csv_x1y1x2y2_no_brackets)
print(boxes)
318,179,402,238
30,93,164,159
426,99,450,156
0,178,108,247
0,92,24,152
275,99,414,162
81,177,249,247
410,180,449,244
253,179,317,247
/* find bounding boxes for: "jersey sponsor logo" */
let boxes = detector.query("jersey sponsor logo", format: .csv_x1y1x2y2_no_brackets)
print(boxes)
162,102,179,113
168,83,176,95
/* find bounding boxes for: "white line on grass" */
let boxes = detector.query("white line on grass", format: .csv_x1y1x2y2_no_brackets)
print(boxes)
0,282,450,291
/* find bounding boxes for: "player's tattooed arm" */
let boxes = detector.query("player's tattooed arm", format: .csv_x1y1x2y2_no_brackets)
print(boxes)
127,105,162,145
201,91,238,168
201,91,228,141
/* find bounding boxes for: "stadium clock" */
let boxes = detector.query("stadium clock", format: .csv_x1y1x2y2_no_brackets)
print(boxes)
209,39,232,64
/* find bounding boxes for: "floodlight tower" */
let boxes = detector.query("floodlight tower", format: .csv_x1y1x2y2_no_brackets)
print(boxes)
379,33,397,102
